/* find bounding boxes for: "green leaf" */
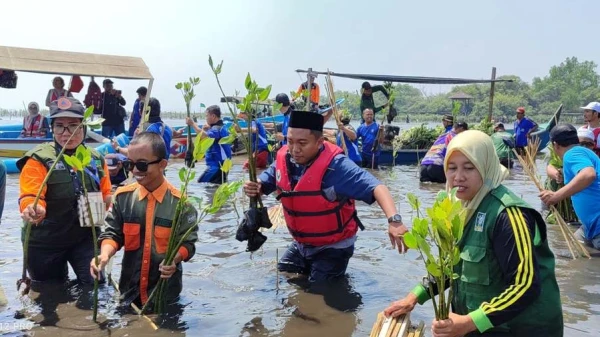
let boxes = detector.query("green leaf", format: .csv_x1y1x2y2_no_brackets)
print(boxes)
193,136,215,161
413,217,428,238
436,190,448,202
416,234,432,260
84,106,94,119
179,167,186,182
190,170,196,181
272,102,283,113
407,193,420,211
426,261,442,277
189,196,203,209
175,82,183,90
451,214,464,242
403,231,418,249
258,85,272,101
452,247,461,265
208,55,214,69
452,273,460,280
221,159,232,173
244,73,252,90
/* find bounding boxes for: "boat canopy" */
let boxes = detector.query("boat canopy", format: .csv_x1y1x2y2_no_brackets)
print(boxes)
295,69,511,85
0,45,153,80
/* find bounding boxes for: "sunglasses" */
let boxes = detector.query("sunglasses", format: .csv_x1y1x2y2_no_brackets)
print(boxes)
122,159,162,172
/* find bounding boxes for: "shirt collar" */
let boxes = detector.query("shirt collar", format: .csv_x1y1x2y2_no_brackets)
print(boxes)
138,179,168,203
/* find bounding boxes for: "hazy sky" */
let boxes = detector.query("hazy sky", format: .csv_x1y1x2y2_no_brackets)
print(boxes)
1,0,598,113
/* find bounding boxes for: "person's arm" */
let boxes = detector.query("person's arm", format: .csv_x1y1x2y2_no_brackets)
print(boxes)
117,95,126,106
244,162,278,197
546,164,562,183
526,120,539,136
45,90,53,107
100,161,113,205
467,207,541,333
338,125,357,141
554,167,596,200
19,158,48,216
373,85,390,99
91,194,125,278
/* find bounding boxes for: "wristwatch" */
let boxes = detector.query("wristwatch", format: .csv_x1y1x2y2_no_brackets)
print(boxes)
388,214,402,223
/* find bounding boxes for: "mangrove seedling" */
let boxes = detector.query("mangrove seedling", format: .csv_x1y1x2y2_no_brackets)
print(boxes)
175,77,201,168
18,106,103,296
403,188,466,320
63,145,105,322
209,56,274,252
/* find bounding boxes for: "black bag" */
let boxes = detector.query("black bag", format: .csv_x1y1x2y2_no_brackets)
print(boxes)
0,70,18,89
117,105,127,119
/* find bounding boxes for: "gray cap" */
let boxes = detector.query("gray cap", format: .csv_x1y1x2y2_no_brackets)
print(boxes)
49,97,85,119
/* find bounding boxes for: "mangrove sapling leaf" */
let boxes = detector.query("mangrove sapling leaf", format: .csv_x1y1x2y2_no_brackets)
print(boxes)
426,262,442,277
193,137,214,161
179,167,186,182
413,218,429,238
407,193,420,211
221,159,233,173
403,232,418,250
259,85,272,102
245,73,252,90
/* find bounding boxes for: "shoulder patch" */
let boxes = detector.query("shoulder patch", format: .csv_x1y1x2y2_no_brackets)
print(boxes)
115,182,139,196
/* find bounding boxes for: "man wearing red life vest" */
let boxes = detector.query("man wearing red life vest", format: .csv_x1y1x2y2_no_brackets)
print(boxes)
244,110,408,283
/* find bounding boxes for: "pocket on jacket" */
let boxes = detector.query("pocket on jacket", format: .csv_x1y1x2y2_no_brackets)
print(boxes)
154,226,172,254
460,245,490,285
123,223,141,251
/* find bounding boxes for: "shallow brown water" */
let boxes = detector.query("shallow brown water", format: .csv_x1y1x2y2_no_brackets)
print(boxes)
0,157,598,337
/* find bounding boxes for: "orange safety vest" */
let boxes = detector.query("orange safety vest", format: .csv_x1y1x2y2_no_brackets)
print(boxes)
275,142,361,246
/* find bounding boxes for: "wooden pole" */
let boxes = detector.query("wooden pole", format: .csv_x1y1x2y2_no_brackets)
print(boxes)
487,67,496,123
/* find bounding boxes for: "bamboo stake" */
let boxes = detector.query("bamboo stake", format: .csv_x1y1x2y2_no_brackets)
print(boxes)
324,71,348,156
512,138,590,259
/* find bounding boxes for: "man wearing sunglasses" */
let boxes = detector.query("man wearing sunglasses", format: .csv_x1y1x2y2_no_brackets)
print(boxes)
18,97,112,286
580,102,600,156
91,132,198,308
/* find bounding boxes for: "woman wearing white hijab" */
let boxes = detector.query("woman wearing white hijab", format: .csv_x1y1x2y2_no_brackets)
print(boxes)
384,130,563,337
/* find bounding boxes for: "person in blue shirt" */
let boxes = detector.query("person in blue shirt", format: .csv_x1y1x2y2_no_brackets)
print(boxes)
513,107,538,156
335,116,361,166
242,110,408,285
540,124,600,249
235,111,270,169
113,97,173,161
185,105,233,184
274,93,292,146
128,87,145,136
356,108,384,169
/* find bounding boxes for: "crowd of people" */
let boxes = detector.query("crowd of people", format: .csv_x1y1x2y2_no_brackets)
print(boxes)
15,73,600,337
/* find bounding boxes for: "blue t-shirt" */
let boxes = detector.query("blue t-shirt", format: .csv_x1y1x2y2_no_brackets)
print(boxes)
337,126,361,163
146,122,173,160
250,120,268,152
205,123,232,167
563,146,600,240
281,113,290,145
259,147,380,204
357,122,381,156
129,99,141,136
513,117,536,147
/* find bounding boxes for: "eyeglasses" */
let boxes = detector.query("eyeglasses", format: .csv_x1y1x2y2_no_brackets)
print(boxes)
122,159,162,172
53,124,81,135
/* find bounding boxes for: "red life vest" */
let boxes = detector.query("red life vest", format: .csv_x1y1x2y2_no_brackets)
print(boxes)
21,114,45,138
275,142,360,246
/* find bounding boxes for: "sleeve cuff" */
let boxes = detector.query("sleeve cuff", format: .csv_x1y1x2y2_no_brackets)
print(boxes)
178,246,189,262
469,308,494,333
19,198,47,213
101,239,120,251
410,284,431,305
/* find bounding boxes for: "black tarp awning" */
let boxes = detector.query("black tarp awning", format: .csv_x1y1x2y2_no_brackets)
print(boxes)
296,69,512,85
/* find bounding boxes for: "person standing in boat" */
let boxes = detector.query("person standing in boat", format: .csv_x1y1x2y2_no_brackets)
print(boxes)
513,107,538,156
580,102,600,156
184,105,232,184
44,76,73,108
296,73,320,111
359,82,389,123
19,102,49,138
128,86,146,136
420,115,455,183
357,108,384,168
18,97,112,285
98,78,127,138
243,110,407,284
385,130,563,337
540,124,600,250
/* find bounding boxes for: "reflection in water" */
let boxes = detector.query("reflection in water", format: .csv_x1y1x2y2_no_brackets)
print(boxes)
0,158,598,336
